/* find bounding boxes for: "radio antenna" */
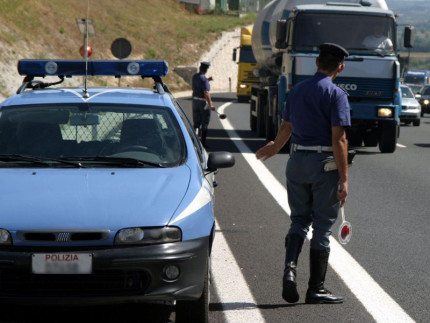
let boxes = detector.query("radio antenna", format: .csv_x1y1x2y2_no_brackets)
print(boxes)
83,0,90,97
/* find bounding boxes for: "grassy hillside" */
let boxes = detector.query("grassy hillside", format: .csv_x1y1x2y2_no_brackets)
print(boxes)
388,0,430,70
0,0,255,97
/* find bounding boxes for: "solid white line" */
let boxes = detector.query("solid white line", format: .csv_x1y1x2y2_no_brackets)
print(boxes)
215,102,415,323
397,143,407,148
212,219,266,323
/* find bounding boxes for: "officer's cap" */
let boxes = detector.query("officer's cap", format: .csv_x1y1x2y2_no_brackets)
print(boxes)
200,61,211,68
319,43,349,62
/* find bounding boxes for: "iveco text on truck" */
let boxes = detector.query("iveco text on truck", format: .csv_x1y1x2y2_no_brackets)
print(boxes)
250,0,413,153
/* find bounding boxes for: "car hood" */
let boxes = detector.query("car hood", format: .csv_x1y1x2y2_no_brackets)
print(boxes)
0,167,191,230
402,98,420,106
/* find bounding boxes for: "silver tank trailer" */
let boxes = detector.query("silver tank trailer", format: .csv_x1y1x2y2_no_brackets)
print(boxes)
251,0,388,75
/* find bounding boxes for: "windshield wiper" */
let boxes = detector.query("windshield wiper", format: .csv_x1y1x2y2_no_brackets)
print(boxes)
62,156,164,168
0,154,86,168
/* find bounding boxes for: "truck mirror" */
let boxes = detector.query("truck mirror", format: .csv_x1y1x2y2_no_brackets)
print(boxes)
275,19,288,49
232,48,237,62
404,26,414,48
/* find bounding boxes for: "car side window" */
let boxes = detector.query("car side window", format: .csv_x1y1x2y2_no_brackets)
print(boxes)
174,101,204,164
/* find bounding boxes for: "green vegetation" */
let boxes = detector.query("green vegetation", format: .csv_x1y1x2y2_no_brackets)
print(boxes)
0,0,255,91
388,0,430,70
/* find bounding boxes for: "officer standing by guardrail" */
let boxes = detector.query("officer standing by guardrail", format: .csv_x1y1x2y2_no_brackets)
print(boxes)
256,43,350,304
192,61,215,148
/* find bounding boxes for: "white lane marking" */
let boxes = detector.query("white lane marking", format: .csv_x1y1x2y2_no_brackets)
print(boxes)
212,219,266,322
397,143,407,148
215,102,415,323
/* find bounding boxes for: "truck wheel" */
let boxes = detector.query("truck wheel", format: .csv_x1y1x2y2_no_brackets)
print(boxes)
265,109,275,142
176,257,210,323
413,119,421,126
348,132,363,148
379,121,398,153
363,131,378,147
250,105,257,132
256,95,266,137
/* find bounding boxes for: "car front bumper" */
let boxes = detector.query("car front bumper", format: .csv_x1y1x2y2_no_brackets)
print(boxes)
0,237,209,305
420,101,430,113
400,109,420,121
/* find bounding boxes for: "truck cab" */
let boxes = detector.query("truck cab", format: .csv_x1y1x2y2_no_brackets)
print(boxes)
233,27,259,102
283,4,401,152
404,69,430,95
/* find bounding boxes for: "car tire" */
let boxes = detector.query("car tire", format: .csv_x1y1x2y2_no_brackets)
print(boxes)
176,257,210,323
413,119,421,126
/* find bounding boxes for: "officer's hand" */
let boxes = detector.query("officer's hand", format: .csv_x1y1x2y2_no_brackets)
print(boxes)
210,105,215,111
337,182,348,207
208,76,213,81
256,141,278,161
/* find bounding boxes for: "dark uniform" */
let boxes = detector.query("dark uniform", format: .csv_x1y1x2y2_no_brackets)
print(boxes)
192,62,212,146
282,72,351,250
281,43,351,304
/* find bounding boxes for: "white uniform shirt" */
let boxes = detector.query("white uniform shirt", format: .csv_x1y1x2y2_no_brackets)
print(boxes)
362,35,393,50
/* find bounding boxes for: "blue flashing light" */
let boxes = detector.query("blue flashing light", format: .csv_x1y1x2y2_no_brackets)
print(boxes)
18,59,168,77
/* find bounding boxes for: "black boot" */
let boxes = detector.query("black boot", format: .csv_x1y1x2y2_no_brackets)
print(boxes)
305,249,343,304
282,234,304,303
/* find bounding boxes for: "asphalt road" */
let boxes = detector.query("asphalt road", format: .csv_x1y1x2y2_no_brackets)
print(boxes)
2,93,428,323
178,93,430,323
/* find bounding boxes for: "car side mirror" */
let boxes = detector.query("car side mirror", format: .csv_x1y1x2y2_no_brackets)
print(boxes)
206,151,235,173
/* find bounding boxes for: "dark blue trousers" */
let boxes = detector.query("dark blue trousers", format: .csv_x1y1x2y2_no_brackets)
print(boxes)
192,100,211,131
286,151,340,251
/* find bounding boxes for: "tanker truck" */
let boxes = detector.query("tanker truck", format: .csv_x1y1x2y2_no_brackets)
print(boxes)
250,0,414,153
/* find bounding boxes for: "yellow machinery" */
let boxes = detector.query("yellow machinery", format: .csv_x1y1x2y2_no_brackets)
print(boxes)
232,27,259,102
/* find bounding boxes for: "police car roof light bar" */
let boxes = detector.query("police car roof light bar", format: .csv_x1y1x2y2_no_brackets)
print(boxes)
18,59,169,78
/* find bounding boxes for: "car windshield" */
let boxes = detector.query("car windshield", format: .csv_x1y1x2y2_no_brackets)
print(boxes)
421,87,430,95
294,13,395,56
401,87,414,99
0,104,186,167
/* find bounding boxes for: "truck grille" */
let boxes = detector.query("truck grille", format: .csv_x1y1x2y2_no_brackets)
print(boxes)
294,76,394,99
244,71,259,83
0,269,150,297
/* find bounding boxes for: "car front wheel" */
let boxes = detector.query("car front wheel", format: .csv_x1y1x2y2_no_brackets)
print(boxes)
176,256,210,323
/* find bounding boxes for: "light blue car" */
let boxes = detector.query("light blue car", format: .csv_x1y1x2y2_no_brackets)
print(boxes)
0,59,234,322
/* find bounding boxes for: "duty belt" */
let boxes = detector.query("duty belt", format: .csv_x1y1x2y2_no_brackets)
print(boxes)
291,143,333,153
193,97,206,101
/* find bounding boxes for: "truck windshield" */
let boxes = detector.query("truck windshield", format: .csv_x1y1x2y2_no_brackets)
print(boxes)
240,45,257,63
294,13,395,56
404,75,425,85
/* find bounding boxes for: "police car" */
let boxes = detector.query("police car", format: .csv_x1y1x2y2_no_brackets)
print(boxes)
0,59,234,322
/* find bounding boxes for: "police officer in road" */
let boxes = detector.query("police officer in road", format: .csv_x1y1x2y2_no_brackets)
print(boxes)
192,61,215,148
256,43,351,304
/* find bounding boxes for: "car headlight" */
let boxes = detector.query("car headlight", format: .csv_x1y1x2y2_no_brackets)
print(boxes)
0,229,12,245
114,227,182,245
424,99,429,105
377,108,393,118
239,84,247,89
